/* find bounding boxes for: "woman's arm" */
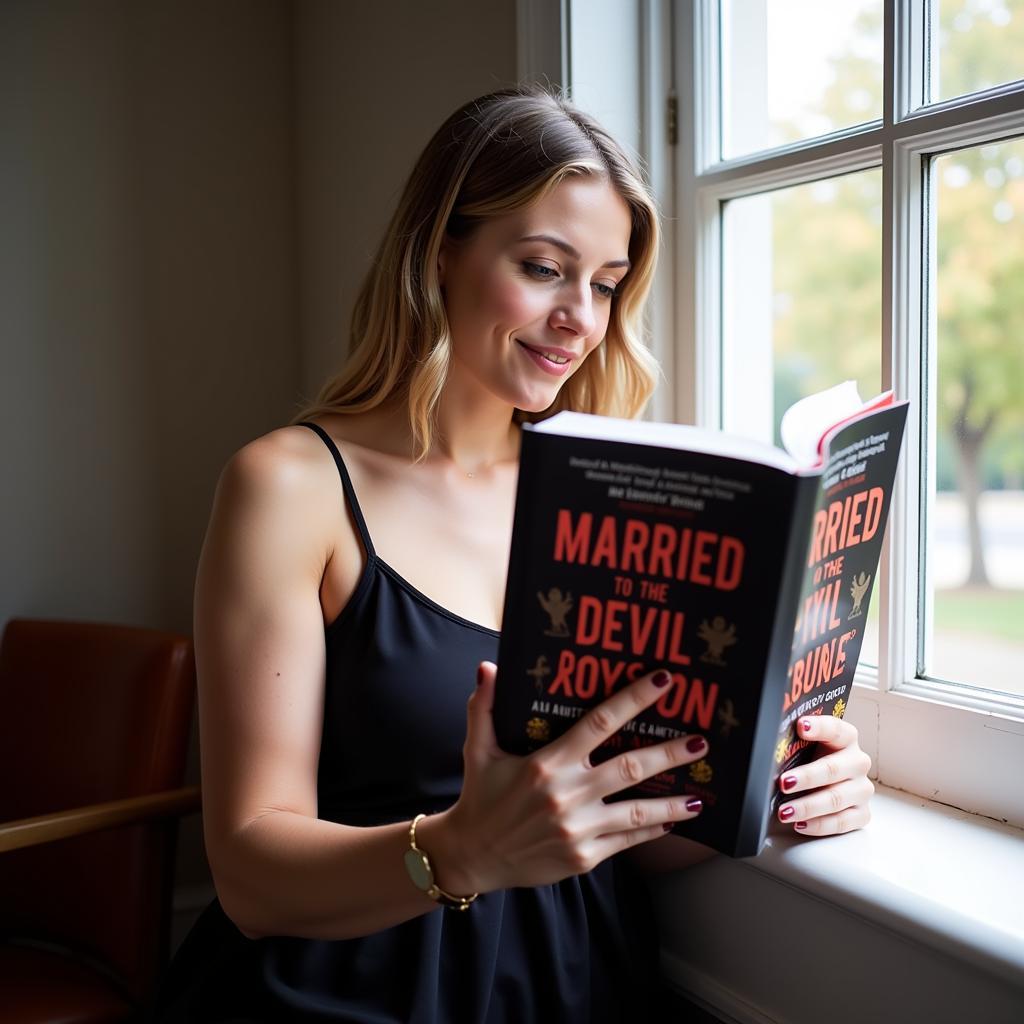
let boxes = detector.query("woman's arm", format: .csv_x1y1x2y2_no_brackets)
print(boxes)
196,432,465,941
196,431,712,942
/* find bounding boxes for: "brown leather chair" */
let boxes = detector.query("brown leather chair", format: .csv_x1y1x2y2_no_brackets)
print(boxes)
0,618,201,1023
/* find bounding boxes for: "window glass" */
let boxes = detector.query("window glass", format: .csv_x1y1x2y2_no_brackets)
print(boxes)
721,0,883,159
933,0,1024,103
929,141,1024,696
722,169,883,661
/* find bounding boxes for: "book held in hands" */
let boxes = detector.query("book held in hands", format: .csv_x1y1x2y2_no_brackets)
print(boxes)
493,383,909,858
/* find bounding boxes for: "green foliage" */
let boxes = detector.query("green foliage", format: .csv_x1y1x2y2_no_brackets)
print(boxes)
769,0,1024,485
935,140,1024,455
937,0,1024,100
771,171,882,448
925,0,1024,482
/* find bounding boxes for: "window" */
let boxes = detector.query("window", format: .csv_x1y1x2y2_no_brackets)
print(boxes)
679,0,1024,826
720,0,884,157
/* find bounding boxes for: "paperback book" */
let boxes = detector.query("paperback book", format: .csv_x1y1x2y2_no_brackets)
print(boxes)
493,383,908,858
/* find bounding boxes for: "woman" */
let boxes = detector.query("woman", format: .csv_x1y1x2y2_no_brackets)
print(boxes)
151,85,873,1023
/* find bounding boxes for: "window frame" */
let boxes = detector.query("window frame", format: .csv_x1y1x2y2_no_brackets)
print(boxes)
517,0,1024,828
679,0,1024,828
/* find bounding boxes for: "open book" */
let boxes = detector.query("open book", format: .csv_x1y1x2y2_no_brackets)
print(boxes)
493,383,909,858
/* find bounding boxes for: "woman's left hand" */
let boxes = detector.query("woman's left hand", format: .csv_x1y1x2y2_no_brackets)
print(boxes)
776,715,874,836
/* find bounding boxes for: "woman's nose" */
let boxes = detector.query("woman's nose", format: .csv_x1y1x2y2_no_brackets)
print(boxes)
549,285,596,338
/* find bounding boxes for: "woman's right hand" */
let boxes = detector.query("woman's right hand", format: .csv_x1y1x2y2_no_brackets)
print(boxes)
425,662,708,895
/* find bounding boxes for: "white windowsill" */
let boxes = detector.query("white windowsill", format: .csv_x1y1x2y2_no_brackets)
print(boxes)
651,785,1024,1024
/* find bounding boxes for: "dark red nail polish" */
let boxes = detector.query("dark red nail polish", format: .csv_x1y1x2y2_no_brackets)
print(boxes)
794,821,808,830
663,822,674,832
476,665,485,687
685,797,703,813
652,670,672,687
685,735,706,753
781,775,798,791
779,806,795,821
800,719,813,734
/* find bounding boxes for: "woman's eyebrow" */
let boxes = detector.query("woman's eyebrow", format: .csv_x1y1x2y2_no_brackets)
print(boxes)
517,234,630,270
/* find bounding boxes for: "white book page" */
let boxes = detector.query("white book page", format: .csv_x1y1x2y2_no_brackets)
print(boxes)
531,381,878,473
779,381,866,466
529,412,799,472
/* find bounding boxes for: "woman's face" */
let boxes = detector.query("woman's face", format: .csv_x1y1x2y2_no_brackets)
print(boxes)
438,174,633,413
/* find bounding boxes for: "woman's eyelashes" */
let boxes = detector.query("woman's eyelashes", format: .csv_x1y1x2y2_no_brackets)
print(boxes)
521,261,557,280
520,261,618,299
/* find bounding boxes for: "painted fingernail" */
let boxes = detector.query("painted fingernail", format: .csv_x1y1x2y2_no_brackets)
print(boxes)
685,735,706,754
652,670,672,687
663,822,674,832
476,665,485,686
781,775,798,791
779,806,796,821
800,719,813,734
685,797,703,813
794,821,808,830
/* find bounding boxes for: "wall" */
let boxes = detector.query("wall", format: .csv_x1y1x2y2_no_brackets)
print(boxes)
294,0,518,394
1,0,297,943
0,0,516,954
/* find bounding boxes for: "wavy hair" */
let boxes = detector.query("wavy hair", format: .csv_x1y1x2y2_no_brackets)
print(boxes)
289,84,662,458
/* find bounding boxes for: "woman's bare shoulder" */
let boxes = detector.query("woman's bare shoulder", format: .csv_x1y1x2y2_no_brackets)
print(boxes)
208,410,406,560
223,415,374,487
209,421,357,554
215,410,397,544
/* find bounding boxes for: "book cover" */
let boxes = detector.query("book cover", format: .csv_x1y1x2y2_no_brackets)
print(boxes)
493,389,908,858
771,402,909,801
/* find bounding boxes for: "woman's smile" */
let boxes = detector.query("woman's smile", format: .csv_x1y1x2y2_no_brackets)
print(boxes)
515,339,577,376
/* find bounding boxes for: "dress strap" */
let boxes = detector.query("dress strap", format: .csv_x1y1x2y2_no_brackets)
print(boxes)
296,422,376,559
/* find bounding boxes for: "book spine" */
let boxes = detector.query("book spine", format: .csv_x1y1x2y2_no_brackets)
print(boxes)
731,472,820,857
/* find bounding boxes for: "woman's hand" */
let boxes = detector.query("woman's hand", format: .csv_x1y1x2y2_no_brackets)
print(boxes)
776,715,874,836
429,662,708,895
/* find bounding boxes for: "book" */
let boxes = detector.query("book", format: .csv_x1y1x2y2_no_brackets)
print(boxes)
493,382,909,858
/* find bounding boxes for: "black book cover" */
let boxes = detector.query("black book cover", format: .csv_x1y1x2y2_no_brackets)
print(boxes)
494,397,908,858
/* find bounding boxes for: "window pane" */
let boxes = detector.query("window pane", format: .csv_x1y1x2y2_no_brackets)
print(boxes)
722,171,883,444
932,0,1024,103
929,141,1024,696
722,169,882,663
721,0,883,159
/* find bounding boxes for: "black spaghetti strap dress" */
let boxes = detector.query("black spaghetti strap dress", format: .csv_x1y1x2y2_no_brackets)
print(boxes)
147,422,668,1023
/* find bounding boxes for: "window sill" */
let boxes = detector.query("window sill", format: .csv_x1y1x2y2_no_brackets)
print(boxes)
650,785,1024,1024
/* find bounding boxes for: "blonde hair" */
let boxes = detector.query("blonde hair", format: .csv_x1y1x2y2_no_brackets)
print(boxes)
290,84,662,458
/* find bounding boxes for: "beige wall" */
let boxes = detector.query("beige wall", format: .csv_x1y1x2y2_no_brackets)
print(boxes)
0,0,515,950
1,0,297,633
294,0,518,394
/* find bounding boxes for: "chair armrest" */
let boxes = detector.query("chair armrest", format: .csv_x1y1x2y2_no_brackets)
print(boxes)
0,785,202,853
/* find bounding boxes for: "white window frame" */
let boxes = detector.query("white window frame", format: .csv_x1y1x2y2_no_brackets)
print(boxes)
682,0,1024,829
518,0,1024,828
521,7,1024,1016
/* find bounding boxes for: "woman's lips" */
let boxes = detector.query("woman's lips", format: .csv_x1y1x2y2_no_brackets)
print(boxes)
516,339,575,377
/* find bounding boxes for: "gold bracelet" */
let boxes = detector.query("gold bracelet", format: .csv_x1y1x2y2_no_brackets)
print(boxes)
402,813,479,911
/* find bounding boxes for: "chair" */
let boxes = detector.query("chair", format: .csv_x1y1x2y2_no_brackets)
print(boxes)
0,618,201,1023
